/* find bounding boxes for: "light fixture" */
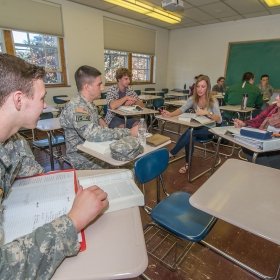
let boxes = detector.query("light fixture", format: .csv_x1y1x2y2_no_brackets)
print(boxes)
264,0,280,7
104,0,181,24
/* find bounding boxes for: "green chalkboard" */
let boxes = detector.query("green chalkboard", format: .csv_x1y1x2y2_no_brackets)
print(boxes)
225,39,280,88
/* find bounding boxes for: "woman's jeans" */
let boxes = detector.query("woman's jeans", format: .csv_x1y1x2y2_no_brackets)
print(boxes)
170,126,212,163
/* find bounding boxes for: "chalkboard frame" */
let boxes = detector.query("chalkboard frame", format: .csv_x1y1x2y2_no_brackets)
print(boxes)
225,39,280,88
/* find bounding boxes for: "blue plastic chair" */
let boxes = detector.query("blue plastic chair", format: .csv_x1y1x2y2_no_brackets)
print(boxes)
134,148,216,270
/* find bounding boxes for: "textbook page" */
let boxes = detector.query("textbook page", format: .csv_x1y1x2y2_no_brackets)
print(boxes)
178,113,214,125
3,171,76,244
79,170,144,213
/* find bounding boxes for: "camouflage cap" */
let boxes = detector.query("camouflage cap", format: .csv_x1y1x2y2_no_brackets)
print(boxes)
110,136,144,161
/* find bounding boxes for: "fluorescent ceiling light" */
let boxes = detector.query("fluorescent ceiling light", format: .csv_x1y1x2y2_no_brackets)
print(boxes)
104,0,181,24
264,0,280,7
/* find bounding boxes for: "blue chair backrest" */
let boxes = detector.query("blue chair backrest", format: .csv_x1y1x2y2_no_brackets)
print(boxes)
134,89,141,96
162,88,169,93
101,92,107,99
145,87,155,91
53,95,68,104
40,112,53,120
152,98,164,109
134,148,169,184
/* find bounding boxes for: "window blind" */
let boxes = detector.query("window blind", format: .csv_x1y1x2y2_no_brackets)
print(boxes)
104,18,155,55
0,0,63,36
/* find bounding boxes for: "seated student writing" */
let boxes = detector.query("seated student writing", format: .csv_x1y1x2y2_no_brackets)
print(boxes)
234,94,280,169
0,54,109,279
161,75,222,174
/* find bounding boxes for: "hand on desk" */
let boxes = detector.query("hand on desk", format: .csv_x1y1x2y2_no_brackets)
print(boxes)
130,124,139,137
68,185,108,232
124,96,137,106
233,118,246,128
161,109,172,117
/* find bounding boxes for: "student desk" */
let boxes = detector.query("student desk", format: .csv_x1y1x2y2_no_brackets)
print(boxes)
109,107,158,129
141,90,163,95
164,100,187,107
156,115,217,182
209,126,280,170
219,105,255,120
190,159,280,279
77,139,171,167
43,106,59,114
165,92,188,99
138,94,161,107
36,117,62,170
53,169,148,279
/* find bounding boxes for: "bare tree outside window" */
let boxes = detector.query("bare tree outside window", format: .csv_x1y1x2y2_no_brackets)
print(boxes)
132,53,150,82
104,50,128,82
12,31,62,84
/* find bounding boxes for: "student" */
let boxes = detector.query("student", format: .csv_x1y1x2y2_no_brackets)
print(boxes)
105,67,144,128
224,72,263,108
258,74,274,100
0,54,109,279
234,94,280,169
212,76,226,93
161,75,222,173
60,65,139,169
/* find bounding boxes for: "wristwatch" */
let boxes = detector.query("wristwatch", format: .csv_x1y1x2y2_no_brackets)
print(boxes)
208,112,213,118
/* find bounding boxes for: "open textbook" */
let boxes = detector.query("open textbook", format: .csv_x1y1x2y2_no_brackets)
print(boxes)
78,170,144,213
2,170,87,248
118,105,143,113
178,113,215,126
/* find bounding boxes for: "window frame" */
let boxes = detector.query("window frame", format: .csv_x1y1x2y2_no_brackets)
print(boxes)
2,29,68,88
104,49,154,86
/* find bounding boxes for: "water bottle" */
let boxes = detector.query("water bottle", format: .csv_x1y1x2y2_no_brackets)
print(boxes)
241,93,248,110
138,118,147,146
184,83,187,90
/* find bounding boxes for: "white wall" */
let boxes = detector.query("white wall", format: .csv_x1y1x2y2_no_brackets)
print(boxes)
167,14,280,90
46,0,169,105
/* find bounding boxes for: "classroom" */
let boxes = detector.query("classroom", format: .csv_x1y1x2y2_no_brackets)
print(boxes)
0,0,280,279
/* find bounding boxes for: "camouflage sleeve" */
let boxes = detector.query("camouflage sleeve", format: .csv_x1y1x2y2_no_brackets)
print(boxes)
71,109,131,142
0,215,79,280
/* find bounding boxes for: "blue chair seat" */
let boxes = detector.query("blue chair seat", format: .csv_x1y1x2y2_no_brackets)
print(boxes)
151,191,216,242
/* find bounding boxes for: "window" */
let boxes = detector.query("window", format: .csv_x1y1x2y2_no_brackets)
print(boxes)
2,29,67,87
104,49,154,85
12,31,65,85
104,49,128,83
0,30,4,53
132,53,151,82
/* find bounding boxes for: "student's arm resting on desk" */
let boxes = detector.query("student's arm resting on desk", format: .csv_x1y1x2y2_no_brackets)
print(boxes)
0,214,79,279
161,98,193,117
60,104,131,142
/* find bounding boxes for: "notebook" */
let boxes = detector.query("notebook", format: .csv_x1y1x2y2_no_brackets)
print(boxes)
146,134,170,146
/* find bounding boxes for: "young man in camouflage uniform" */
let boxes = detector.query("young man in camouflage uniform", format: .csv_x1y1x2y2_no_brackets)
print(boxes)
0,54,108,279
105,67,144,128
60,65,139,169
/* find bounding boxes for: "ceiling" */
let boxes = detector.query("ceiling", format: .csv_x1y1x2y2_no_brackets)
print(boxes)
68,0,280,29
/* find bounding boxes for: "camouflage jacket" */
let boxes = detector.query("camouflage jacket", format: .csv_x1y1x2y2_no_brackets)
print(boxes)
60,94,131,169
105,85,138,125
0,134,79,279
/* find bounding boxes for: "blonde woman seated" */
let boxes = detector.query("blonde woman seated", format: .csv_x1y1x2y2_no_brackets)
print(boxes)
161,75,222,173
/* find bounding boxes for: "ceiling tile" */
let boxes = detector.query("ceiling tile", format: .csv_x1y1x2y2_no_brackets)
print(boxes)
183,7,214,20
224,0,265,14
185,0,219,6
200,18,221,24
67,0,280,29
243,11,270,18
199,2,239,17
220,15,243,21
